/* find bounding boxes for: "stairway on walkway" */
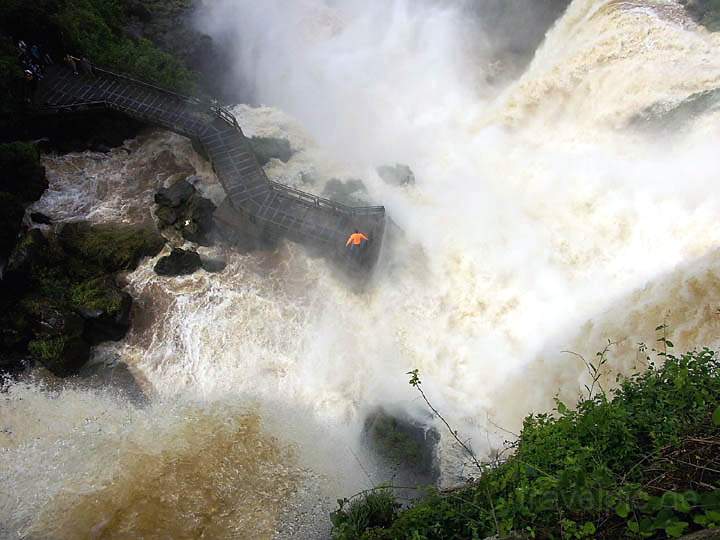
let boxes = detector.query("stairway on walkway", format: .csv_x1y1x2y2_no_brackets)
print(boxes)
34,64,386,269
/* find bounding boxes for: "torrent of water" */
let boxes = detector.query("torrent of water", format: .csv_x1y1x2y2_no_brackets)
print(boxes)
3,0,720,537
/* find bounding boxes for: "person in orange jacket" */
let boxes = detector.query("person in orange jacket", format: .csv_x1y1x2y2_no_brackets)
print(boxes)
346,230,369,254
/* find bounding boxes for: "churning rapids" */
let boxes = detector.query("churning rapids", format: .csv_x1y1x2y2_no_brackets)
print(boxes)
3,0,720,537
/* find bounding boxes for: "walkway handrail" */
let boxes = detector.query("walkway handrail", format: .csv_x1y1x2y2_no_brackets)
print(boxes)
89,64,206,108
268,181,385,216
53,60,386,218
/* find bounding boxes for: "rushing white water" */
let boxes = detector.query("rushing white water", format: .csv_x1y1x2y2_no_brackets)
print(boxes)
4,0,720,537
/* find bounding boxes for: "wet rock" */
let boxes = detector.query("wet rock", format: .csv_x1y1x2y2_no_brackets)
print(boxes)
0,307,33,376
28,335,90,377
250,136,294,166
0,354,27,378
155,205,179,227
155,179,196,208
201,257,227,273
6,228,50,279
0,192,25,262
0,142,48,203
25,300,90,377
180,196,216,245
30,212,52,225
71,275,133,344
154,248,202,276
377,163,415,186
322,178,371,206
364,408,440,484
60,221,166,273
154,179,217,245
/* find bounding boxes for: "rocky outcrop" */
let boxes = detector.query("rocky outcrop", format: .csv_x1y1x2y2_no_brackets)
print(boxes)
681,0,720,30
0,192,24,264
154,247,202,276
1,222,165,377
71,276,133,344
25,300,89,377
59,221,166,273
0,142,48,203
377,163,415,187
201,257,227,273
249,136,294,166
0,142,48,264
322,178,371,206
363,408,440,485
121,0,237,101
154,178,217,245
30,212,52,225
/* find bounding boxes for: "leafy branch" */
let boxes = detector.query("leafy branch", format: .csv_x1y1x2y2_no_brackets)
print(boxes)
407,369,484,471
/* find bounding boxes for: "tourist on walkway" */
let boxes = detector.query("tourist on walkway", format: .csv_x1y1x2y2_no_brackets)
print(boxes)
346,230,369,255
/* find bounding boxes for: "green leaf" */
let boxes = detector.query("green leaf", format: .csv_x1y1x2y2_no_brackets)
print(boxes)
616,502,631,518
580,522,596,536
665,340,674,348
664,521,688,538
628,520,640,534
673,494,691,513
713,405,720,426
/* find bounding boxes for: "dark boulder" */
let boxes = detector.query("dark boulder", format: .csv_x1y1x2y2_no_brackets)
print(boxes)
0,142,48,203
250,136,294,166
154,179,196,208
363,408,440,485
30,212,52,225
70,275,133,344
201,257,227,273
154,179,216,245
28,335,90,377
155,205,178,227
59,221,165,273
377,164,415,187
180,196,216,245
154,248,202,276
0,192,24,262
322,178,371,206
0,307,33,376
25,300,90,377
6,228,50,279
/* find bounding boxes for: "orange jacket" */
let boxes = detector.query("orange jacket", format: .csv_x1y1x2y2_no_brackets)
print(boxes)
346,232,369,246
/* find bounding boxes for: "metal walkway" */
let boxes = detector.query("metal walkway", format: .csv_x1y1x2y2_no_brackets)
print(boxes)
33,64,386,268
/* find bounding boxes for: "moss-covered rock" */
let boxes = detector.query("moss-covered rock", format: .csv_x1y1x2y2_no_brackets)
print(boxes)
0,142,48,203
364,408,440,483
0,191,24,262
249,136,294,166
70,275,132,344
28,335,90,377
6,228,50,279
322,178,371,206
59,221,165,273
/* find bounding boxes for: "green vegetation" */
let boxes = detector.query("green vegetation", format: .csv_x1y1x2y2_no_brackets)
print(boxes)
0,0,195,92
1,222,164,376
333,348,720,539
59,221,166,273
70,275,124,313
368,412,426,467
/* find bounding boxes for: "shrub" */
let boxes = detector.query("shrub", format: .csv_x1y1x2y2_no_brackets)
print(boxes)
333,349,720,539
